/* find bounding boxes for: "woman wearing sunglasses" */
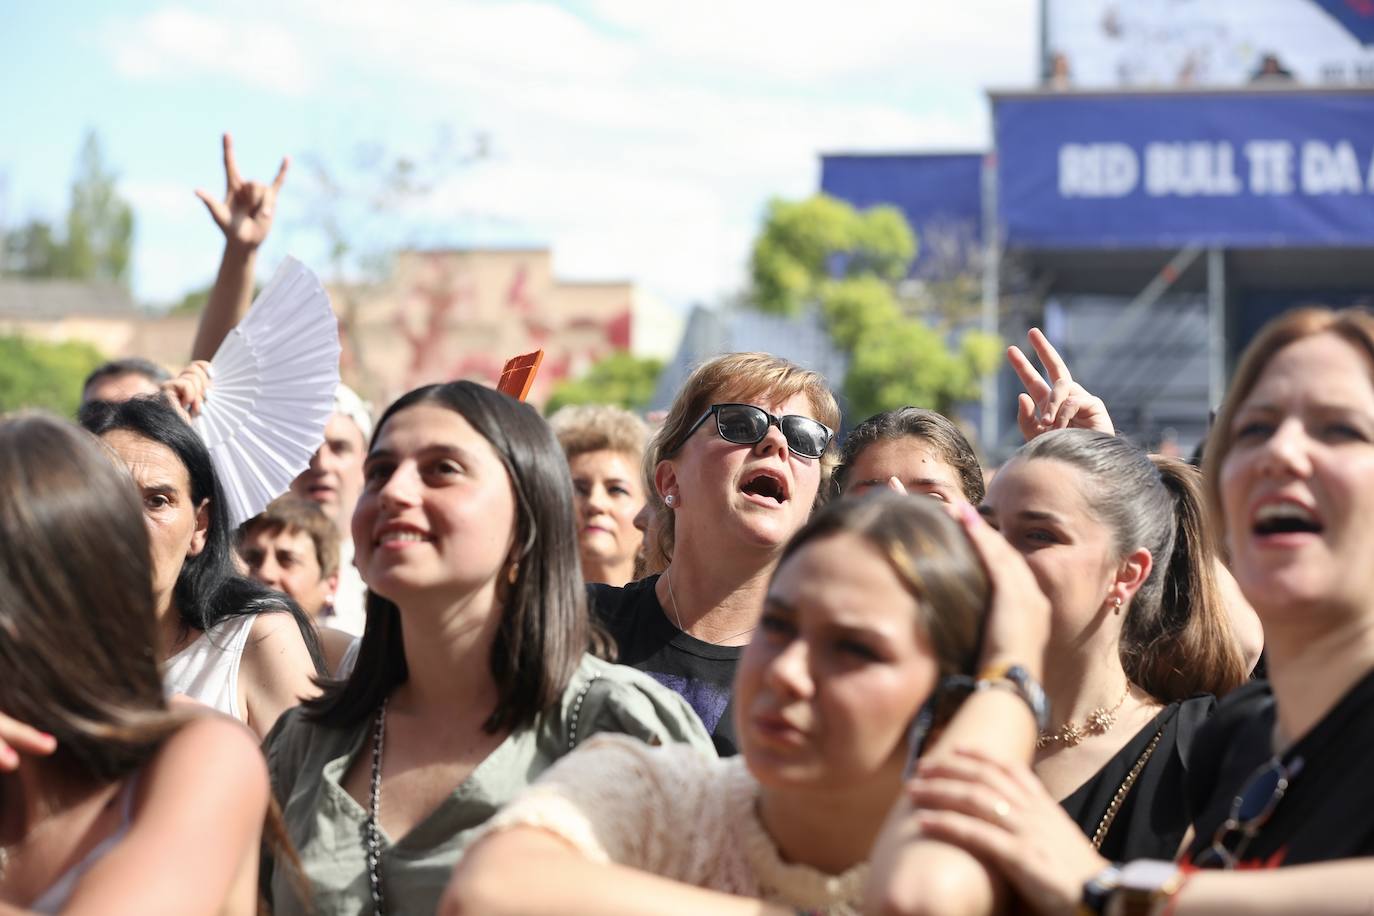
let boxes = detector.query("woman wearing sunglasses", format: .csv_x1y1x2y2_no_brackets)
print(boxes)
588,353,841,755
875,307,1374,915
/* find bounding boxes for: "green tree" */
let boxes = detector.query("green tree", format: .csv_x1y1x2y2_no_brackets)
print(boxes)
545,352,664,414
749,194,998,420
0,335,106,416
1,130,135,286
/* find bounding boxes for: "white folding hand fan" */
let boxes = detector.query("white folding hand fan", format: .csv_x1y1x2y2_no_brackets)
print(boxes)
195,256,341,529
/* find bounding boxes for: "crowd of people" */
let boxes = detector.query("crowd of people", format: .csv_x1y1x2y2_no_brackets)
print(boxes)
2,135,1373,916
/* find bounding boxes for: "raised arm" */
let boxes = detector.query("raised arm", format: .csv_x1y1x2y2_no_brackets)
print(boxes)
865,502,1051,916
1009,327,1113,441
190,133,289,362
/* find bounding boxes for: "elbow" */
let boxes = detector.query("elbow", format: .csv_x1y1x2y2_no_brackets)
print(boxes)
866,852,997,916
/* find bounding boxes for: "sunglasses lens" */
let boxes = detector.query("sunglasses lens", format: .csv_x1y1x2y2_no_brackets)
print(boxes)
716,405,768,445
1235,764,1285,822
781,417,830,458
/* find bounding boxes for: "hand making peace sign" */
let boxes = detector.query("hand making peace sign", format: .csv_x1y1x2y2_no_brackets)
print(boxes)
1008,327,1114,441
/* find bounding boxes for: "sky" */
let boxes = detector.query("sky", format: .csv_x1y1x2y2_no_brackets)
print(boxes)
0,1,1038,313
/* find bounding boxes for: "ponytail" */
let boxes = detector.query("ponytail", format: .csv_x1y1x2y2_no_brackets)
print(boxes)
1121,456,1247,699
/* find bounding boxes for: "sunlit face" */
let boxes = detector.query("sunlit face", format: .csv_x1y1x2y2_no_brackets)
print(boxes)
101,429,208,620
846,437,966,503
663,392,825,553
352,404,516,608
239,526,335,619
291,412,367,532
83,372,161,404
568,449,644,582
735,532,937,791
1219,333,1374,622
981,458,1123,645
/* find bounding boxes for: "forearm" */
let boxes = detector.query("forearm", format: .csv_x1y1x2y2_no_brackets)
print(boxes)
191,241,256,361
446,831,789,916
865,691,1033,916
1160,862,1374,916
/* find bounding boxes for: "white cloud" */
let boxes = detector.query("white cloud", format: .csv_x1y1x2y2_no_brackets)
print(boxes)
108,7,317,96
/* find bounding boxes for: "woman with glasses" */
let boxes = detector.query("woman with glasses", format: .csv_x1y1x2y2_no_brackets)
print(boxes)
443,494,1052,916
587,353,841,756
875,307,1374,915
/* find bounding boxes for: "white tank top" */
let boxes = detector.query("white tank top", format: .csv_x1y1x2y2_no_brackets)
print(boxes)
162,614,257,721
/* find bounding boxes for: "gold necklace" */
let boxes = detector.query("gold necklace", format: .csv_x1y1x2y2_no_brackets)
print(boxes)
1037,683,1132,749
662,568,757,645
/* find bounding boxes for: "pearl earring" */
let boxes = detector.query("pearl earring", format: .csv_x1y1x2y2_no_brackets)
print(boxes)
665,494,677,507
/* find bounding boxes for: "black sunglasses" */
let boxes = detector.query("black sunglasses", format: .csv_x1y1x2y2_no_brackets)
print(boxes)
684,403,833,460
1197,754,1305,869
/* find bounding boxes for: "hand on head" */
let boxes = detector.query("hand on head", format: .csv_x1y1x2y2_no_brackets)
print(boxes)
1009,328,1114,441
194,132,289,251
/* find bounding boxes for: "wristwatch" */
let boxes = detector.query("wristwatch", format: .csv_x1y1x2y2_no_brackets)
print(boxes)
1079,863,1122,916
975,662,1051,732
1111,860,1187,916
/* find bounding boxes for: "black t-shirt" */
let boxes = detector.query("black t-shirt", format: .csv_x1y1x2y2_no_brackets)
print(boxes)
1059,695,1214,861
588,575,742,756
1184,667,1374,868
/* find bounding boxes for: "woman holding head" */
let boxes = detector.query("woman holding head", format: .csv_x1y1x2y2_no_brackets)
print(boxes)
444,494,1052,916
876,308,1374,915
588,353,841,755
0,415,266,914
263,381,711,916
78,397,323,741
549,404,650,588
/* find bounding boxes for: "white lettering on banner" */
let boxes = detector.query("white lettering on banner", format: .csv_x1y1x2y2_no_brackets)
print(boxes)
1301,141,1363,194
1144,142,1242,197
1059,143,1139,197
1243,141,1295,195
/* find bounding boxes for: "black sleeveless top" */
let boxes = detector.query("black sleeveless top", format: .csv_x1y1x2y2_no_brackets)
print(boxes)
1059,695,1215,861
1184,668,1374,868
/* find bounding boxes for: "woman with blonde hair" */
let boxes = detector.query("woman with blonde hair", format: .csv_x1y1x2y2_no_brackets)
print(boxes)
549,404,650,588
588,353,841,755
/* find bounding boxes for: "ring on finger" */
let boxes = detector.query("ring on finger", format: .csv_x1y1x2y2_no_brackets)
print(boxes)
991,797,1011,822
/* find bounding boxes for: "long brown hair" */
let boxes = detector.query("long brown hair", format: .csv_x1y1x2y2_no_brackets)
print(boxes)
0,413,182,786
305,382,590,734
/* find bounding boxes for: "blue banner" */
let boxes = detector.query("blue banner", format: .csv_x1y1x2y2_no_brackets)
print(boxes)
994,92,1374,249
820,154,984,272
1312,0,1374,45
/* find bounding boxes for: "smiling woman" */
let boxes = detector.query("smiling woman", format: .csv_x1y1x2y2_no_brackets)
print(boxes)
587,352,841,755
261,381,712,916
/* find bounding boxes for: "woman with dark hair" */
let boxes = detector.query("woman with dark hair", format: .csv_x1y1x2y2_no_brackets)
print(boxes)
263,381,711,916
0,414,266,913
834,407,985,504
590,352,841,756
78,396,323,740
876,307,1374,915
958,429,1246,862
444,494,1052,915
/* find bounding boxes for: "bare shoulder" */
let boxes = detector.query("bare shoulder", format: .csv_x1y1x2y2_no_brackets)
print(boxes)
139,714,268,811
241,611,316,676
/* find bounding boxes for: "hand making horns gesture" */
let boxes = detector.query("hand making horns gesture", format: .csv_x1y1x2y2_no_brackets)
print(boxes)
194,132,289,250
1008,327,1114,441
